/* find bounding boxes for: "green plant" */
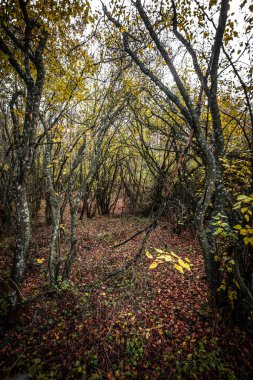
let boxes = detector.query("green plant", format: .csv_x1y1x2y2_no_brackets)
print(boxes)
233,194,253,245
73,360,87,378
28,357,55,380
55,275,71,290
126,333,144,366
176,338,236,379
212,213,236,240
97,231,114,243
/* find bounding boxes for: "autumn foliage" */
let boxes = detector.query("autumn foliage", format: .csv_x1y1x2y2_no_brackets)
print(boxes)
0,0,253,379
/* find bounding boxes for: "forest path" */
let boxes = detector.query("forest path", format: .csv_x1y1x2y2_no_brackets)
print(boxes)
1,214,253,379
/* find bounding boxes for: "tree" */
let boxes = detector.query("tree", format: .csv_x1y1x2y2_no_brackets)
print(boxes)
0,0,91,305
0,0,49,305
103,0,253,311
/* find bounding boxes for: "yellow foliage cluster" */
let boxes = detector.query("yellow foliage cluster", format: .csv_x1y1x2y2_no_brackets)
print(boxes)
233,194,253,246
146,248,191,274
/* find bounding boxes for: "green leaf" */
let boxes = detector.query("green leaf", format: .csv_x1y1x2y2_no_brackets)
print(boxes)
214,228,223,235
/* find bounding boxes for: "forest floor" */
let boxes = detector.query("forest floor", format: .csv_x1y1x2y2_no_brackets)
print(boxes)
0,208,253,380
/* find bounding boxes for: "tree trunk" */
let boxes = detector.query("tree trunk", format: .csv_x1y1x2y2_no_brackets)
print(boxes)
10,181,30,305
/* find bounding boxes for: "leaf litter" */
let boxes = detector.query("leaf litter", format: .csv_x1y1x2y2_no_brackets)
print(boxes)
0,213,253,379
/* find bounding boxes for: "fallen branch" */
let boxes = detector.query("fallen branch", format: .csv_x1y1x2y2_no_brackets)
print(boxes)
9,278,24,301
111,223,153,249
17,289,57,306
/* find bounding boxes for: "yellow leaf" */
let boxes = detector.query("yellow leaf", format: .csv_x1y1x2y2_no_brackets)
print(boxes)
154,248,164,254
178,258,191,271
120,26,125,33
163,255,174,262
36,258,44,264
217,284,226,292
245,214,250,222
149,262,158,269
241,207,248,213
3,164,9,171
169,251,180,259
233,279,240,289
174,264,184,274
244,237,250,244
145,250,153,259
233,225,242,230
214,255,219,262
157,254,174,262
228,290,237,301
237,195,248,201
244,237,253,245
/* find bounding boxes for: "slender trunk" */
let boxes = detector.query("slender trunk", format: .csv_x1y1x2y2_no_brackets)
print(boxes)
10,180,30,305
194,157,220,301
62,205,78,280
48,202,61,287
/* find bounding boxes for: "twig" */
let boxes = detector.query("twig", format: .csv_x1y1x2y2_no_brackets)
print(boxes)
111,223,153,249
17,288,57,306
9,278,24,300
